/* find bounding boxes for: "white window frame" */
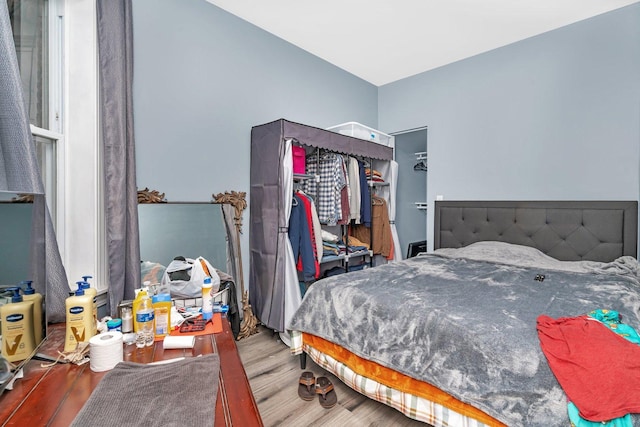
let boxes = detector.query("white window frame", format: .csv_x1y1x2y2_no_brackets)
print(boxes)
24,0,66,258
10,0,104,294
30,124,65,246
18,0,106,295
61,0,105,293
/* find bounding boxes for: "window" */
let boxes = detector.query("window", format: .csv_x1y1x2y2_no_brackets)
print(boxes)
10,0,66,253
10,0,105,292
9,0,64,231
32,128,63,227
8,0,49,129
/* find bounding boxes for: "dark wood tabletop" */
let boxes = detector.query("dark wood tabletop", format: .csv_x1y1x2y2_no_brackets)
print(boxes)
0,316,263,427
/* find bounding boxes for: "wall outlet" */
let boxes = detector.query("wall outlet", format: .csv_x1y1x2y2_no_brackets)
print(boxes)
436,195,444,201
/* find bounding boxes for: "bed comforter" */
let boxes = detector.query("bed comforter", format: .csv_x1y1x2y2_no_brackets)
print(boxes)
287,242,640,426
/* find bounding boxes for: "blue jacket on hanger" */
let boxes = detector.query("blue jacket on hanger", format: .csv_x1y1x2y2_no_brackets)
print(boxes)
359,160,372,227
289,193,316,282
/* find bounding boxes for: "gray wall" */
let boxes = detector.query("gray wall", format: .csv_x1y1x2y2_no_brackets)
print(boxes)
132,1,640,268
378,4,640,250
131,0,378,281
132,0,378,202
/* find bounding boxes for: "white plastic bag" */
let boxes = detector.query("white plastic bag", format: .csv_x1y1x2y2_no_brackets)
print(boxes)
160,256,220,298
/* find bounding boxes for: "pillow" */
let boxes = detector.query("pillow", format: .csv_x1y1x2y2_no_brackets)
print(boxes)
435,241,555,266
433,241,635,276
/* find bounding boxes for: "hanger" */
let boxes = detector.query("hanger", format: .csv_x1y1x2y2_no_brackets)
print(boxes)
372,196,384,206
414,161,427,171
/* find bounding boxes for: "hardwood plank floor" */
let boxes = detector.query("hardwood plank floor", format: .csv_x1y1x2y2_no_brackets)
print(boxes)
236,326,428,427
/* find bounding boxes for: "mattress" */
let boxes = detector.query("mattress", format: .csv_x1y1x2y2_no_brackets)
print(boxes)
288,242,640,426
291,331,503,426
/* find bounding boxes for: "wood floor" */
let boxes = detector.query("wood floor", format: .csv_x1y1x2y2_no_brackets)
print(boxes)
236,325,428,427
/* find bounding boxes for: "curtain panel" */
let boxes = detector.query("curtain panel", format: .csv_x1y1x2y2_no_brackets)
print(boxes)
0,0,68,322
97,0,141,315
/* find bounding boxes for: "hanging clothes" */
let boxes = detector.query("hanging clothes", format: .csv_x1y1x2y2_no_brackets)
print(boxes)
358,160,371,227
348,157,361,224
295,191,320,279
289,193,316,281
351,195,392,257
338,156,350,225
304,152,347,225
298,190,323,264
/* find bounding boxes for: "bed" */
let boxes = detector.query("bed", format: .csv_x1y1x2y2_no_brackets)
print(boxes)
287,200,640,426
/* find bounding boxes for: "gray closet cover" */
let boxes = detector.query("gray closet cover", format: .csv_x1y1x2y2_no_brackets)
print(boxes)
250,119,393,331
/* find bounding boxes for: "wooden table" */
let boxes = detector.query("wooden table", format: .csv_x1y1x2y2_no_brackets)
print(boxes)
0,316,263,426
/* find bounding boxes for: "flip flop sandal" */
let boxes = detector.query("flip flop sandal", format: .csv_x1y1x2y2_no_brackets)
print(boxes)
298,371,316,401
315,376,337,409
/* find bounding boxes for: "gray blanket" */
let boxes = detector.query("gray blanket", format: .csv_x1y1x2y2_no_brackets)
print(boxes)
287,242,640,426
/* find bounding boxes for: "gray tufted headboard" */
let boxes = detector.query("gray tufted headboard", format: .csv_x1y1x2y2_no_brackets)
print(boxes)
434,201,638,262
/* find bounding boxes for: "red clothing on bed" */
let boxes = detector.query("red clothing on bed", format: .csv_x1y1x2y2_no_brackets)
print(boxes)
537,314,640,421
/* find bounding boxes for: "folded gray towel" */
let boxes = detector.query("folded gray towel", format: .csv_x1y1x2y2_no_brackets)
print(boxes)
71,354,220,427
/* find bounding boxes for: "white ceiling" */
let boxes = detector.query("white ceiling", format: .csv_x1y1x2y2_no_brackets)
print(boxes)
206,0,638,86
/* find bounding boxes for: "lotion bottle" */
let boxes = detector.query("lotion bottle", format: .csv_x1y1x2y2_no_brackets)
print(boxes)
0,287,35,363
80,276,98,335
64,284,95,352
21,280,43,344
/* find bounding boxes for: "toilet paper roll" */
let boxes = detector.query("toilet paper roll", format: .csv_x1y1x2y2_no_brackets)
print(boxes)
89,332,124,372
163,335,195,349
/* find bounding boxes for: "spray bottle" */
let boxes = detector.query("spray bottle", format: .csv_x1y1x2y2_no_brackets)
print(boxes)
0,287,35,363
21,280,43,344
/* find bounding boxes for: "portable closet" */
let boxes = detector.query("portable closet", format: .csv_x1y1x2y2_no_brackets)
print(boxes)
249,118,394,333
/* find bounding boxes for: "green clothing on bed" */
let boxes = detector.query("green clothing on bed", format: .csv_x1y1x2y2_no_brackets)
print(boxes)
588,309,640,345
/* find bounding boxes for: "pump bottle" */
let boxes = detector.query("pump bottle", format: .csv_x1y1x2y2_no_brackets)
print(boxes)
0,287,35,363
21,280,43,344
80,276,98,335
64,284,96,352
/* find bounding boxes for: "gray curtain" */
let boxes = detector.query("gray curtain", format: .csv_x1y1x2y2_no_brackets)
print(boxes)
0,0,68,322
97,0,141,315
0,1,41,193
221,204,240,288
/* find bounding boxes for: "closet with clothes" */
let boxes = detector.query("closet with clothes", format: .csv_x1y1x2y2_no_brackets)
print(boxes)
249,119,398,335
297,150,380,288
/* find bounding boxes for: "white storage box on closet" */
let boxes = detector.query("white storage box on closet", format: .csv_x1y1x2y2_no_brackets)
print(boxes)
327,121,394,148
